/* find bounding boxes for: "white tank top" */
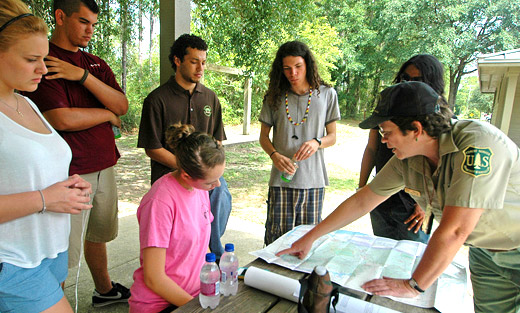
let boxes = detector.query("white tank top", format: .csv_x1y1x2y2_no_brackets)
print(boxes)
0,96,72,268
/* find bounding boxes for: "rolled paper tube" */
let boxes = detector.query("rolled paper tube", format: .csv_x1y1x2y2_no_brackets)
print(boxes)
244,266,301,302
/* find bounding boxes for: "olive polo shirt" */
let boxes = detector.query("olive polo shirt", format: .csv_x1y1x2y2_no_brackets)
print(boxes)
138,76,226,183
369,120,520,250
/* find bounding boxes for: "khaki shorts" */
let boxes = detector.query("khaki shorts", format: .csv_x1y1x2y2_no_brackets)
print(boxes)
68,167,119,268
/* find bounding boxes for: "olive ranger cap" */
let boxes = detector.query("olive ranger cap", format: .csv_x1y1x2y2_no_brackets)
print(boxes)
359,81,441,129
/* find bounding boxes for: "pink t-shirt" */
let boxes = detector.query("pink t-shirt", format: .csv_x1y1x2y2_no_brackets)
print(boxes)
129,174,213,313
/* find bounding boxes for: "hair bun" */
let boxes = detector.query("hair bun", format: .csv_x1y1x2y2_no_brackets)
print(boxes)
165,123,195,152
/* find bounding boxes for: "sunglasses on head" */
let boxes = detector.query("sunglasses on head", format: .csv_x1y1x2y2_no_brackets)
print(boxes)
400,73,423,82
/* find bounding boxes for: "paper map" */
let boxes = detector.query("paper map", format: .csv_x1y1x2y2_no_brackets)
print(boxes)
250,225,468,311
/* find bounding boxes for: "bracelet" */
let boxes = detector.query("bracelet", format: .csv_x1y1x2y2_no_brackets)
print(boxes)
408,278,425,293
269,150,278,158
38,190,46,214
78,69,89,85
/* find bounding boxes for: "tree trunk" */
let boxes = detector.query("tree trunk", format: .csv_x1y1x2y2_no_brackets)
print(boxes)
370,75,381,111
447,57,468,110
120,1,128,93
121,42,127,93
448,72,458,110
138,0,143,65
149,7,154,70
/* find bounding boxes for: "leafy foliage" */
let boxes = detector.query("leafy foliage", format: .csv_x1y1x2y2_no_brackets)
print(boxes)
192,0,341,123
455,76,493,118
22,0,520,127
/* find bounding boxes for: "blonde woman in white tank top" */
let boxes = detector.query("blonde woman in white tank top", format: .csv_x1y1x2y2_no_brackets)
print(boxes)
0,1,92,312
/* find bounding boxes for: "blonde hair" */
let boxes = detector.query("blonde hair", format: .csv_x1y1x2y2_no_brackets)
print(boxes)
0,0,48,52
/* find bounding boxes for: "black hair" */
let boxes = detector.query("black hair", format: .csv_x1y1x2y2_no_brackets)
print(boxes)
53,0,99,17
391,98,453,139
393,54,445,96
165,123,225,179
168,33,208,71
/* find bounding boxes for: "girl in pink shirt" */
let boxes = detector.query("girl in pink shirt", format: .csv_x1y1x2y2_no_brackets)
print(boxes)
129,123,226,313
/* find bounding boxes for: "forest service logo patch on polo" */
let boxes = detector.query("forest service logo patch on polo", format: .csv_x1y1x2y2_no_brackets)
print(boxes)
204,105,212,117
461,146,493,177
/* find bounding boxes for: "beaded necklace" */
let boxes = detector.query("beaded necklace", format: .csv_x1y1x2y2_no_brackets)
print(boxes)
285,89,312,126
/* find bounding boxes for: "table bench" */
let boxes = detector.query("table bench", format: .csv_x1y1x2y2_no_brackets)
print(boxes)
175,258,440,312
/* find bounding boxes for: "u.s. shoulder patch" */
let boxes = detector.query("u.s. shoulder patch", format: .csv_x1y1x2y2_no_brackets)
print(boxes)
461,146,493,177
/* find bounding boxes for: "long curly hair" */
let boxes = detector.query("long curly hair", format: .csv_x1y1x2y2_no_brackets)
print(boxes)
264,41,327,110
165,123,225,179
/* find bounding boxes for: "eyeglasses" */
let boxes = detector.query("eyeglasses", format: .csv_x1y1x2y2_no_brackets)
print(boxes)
378,129,392,139
400,73,423,82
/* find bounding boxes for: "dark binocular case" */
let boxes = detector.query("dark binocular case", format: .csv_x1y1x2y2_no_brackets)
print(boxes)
298,266,339,313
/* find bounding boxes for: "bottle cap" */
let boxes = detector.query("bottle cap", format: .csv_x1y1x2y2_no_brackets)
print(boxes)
224,243,234,252
314,265,327,276
205,253,216,262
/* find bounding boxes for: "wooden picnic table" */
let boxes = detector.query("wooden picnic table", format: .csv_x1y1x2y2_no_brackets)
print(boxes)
175,258,440,313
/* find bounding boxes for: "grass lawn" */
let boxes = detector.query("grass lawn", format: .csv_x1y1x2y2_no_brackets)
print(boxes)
114,119,370,229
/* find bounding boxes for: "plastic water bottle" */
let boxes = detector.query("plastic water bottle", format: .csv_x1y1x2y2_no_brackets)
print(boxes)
220,243,239,296
199,253,220,309
112,125,121,139
281,158,298,182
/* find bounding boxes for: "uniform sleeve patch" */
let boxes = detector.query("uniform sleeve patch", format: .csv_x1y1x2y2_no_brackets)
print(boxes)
461,146,493,177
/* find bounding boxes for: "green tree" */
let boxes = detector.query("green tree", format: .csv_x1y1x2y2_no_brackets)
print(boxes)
387,0,520,109
23,0,53,26
319,0,520,116
22,0,520,127
455,76,493,118
192,0,340,122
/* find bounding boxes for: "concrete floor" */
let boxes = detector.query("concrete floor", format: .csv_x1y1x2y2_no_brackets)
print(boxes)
64,215,265,312
63,128,263,312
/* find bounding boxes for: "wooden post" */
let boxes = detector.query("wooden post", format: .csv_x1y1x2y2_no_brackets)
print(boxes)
243,76,252,135
499,72,519,134
160,0,190,84
205,64,253,135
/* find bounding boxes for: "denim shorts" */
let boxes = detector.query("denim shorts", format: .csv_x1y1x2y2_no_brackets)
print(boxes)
0,251,68,313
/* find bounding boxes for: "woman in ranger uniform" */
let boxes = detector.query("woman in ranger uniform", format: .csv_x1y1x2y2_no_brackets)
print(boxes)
278,81,520,313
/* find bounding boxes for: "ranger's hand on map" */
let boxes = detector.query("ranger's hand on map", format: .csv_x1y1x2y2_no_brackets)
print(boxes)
362,277,420,298
275,235,314,259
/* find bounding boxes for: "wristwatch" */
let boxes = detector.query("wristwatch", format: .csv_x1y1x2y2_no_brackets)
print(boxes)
313,137,322,146
408,278,425,293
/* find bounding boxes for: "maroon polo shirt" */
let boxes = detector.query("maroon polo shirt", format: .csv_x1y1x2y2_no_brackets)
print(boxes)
24,43,122,175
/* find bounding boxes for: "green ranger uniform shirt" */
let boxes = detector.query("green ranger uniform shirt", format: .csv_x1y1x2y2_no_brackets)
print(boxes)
369,120,520,250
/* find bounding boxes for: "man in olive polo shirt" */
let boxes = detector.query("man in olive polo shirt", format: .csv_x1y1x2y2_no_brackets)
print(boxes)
137,34,231,260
